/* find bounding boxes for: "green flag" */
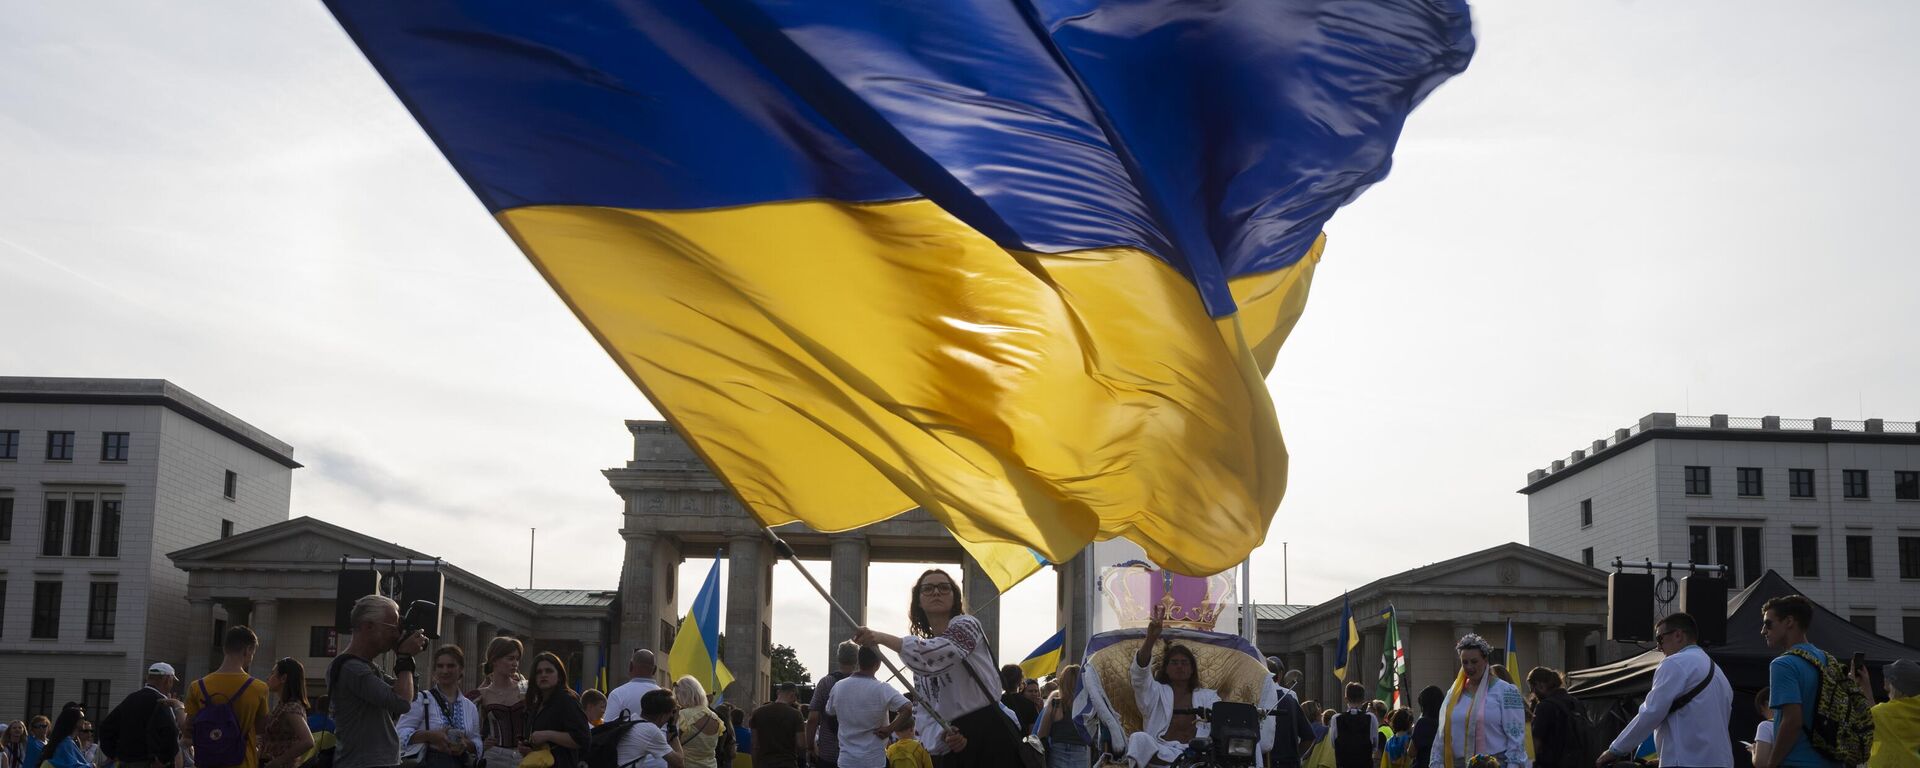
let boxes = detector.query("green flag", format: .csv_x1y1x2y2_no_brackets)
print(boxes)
1375,606,1404,707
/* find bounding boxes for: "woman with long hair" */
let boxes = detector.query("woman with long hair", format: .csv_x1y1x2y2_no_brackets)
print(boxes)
259,658,316,768
1127,609,1220,766
854,568,1025,767
469,637,528,768
2,719,27,768
521,653,590,768
1035,664,1091,768
673,676,723,768
32,704,87,768
1429,635,1527,768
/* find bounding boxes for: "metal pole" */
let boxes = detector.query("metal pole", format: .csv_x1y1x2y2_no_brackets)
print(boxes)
529,528,536,589
760,527,954,732
1283,542,1289,604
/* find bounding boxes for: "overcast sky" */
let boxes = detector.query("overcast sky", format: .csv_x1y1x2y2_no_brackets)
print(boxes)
5,1,1918,679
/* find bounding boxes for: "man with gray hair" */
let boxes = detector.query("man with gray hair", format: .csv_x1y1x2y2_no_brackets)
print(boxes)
329,595,429,768
807,641,860,767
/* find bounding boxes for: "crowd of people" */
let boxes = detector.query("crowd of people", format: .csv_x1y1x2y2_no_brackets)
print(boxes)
8,587,1920,768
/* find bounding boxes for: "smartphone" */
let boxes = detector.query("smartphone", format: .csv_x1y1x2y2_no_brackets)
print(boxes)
1851,651,1867,673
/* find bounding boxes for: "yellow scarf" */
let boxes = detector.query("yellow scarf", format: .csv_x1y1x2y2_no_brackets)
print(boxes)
1439,669,1493,768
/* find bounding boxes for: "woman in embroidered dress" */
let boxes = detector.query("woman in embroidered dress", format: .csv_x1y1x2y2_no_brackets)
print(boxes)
854,568,1025,768
259,658,316,768
1429,635,1528,768
469,637,528,768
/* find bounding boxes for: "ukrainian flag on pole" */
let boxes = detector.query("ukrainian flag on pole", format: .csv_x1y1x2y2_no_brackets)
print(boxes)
1332,595,1360,684
324,0,1474,585
1019,629,1067,682
669,558,734,698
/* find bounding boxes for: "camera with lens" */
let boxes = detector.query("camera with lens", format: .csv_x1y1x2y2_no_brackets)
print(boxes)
403,599,442,640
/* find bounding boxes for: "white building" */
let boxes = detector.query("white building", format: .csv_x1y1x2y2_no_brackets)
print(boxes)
0,377,297,719
1522,412,1920,644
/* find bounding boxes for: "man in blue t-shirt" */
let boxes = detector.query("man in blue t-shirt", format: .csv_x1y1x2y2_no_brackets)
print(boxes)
1757,594,1840,768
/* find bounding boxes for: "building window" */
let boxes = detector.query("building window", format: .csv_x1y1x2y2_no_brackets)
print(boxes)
1898,471,1920,501
47,431,75,461
1845,469,1869,499
1792,534,1820,578
0,496,12,541
0,579,6,636
1906,616,1920,645
1738,467,1763,497
69,498,93,558
32,581,63,639
43,497,66,556
224,470,238,500
1852,614,1878,633
25,679,52,724
98,499,121,557
88,582,117,640
309,626,339,657
101,432,130,462
1742,527,1764,586
1901,537,1920,580
1790,468,1816,499
82,680,111,716
1847,535,1874,579
1690,526,1711,564
1581,547,1594,567
1579,499,1593,528
0,429,17,459
1717,526,1737,572
221,519,235,539
1685,466,1711,496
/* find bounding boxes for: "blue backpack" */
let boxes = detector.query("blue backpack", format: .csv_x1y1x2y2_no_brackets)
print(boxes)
193,678,256,768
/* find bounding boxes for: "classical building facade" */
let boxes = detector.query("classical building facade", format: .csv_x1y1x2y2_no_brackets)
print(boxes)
0,377,298,719
1256,543,1610,705
170,516,613,692
1523,412,1920,643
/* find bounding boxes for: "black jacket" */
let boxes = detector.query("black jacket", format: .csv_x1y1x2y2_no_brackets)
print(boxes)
98,686,180,764
1530,690,1589,768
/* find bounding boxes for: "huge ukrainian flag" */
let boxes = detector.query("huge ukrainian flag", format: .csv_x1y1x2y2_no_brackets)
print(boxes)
325,0,1474,583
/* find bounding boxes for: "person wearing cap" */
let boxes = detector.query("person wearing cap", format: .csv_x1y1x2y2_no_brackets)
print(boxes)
99,662,182,768
1859,659,1920,768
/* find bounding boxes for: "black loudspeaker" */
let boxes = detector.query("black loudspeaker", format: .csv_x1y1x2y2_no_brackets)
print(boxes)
336,570,382,631
392,570,446,639
1608,572,1656,642
1679,574,1729,646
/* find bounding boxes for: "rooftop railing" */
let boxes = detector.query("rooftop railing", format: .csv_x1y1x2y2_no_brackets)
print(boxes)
1526,413,1920,484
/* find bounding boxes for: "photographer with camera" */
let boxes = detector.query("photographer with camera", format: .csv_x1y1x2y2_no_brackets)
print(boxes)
398,647,483,768
330,596,431,768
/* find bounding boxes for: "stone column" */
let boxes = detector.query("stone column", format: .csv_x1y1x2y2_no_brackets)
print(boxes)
1536,624,1565,673
1320,639,1338,702
726,534,774,704
457,614,482,686
1303,644,1324,703
828,535,870,665
618,530,660,661
249,599,280,678
188,598,216,672
583,639,604,691
1452,623,1476,647
1360,628,1383,695
1057,545,1094,665
960,552,1000,664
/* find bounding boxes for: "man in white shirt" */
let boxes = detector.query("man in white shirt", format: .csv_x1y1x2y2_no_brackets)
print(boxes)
1597,612,1733,768
631,690,684,768
604,649,663,767
825,646,912,768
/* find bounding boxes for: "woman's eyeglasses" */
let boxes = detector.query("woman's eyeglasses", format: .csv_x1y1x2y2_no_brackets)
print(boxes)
915,582,954,595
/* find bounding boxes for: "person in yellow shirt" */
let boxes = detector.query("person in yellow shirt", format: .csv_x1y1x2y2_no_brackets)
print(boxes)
184,627,273,768
883,710,931,768
1862,659,1920,768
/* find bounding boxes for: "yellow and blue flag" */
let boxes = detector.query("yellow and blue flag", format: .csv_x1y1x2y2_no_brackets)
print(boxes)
1018,628,1067,682
1333,594,1360,684
669,558,735,698
324,0,1474,580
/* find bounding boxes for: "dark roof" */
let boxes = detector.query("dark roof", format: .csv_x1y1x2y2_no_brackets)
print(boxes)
0,377,299,468
1566,569,1920,698
1253,604,1311,621
513,589,616,607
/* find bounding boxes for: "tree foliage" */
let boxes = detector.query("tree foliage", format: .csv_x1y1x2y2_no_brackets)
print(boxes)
771,643,810,684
